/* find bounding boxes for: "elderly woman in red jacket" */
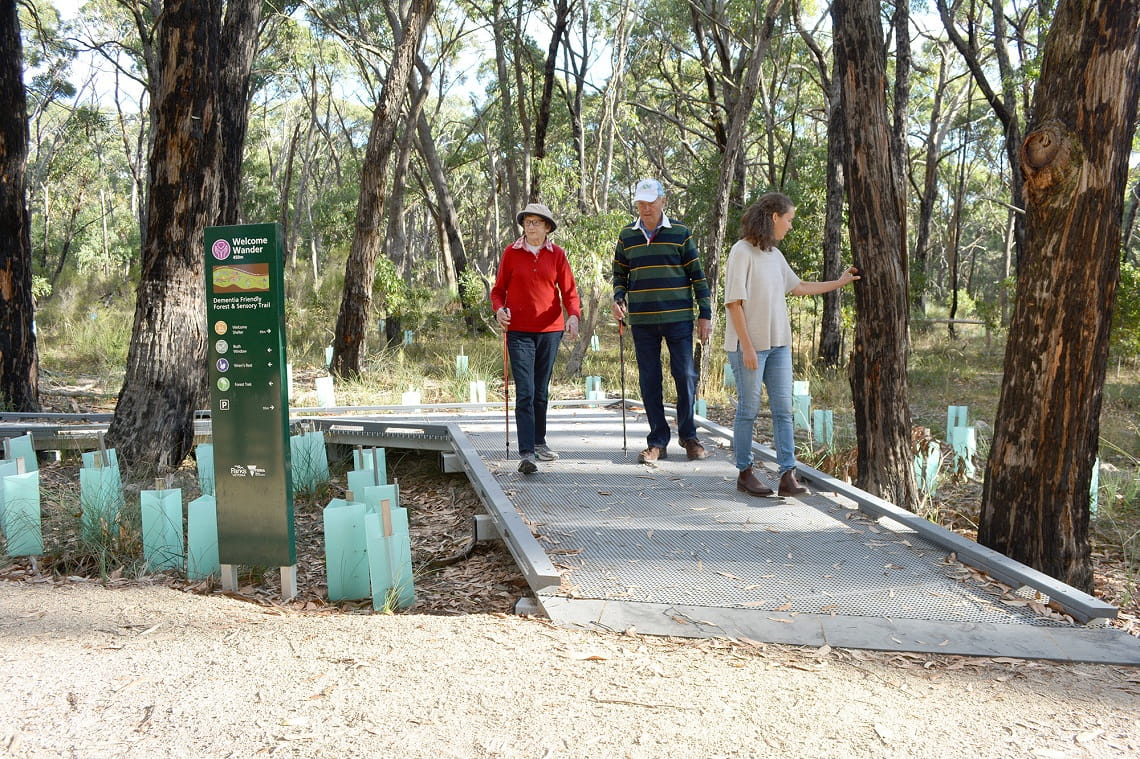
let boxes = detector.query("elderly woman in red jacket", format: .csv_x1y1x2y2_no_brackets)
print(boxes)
491,203,581,474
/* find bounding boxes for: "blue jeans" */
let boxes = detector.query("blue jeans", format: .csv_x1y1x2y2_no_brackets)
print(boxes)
507,330,562,454
728,345,796,474
631,321,697,449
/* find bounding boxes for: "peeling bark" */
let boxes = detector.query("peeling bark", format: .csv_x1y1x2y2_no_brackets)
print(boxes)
980,0,1140,591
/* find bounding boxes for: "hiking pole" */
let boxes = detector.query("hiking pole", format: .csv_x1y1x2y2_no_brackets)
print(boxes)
501,330,511,458
618,318,627,451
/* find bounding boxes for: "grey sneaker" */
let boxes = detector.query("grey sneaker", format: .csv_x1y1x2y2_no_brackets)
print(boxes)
534,444,559,461
518,453,538,474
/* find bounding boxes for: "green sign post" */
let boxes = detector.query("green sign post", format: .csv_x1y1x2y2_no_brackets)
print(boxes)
204,223,295,597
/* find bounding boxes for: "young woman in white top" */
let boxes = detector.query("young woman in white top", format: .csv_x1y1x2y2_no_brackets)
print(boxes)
724,192,859,497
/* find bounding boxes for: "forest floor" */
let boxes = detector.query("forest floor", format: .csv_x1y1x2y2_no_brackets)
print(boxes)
0,379,1137,757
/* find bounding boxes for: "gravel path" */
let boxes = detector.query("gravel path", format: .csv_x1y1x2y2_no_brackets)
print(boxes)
0,581,1136,758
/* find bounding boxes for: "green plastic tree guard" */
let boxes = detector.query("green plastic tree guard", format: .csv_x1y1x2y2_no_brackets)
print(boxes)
364,496,414,611
3,434,37,473
812,409,834,448
196,443,215,496
306,429,330,483
80,464,124,543
186,495,220,580
948,426,976,478
947,405,968,435
81,448,118,469
913,440,942,496
141,487,184,572
2,471,42,556
290,429,329,493
0,459,19,527
351,447,388,486
323,497,370,601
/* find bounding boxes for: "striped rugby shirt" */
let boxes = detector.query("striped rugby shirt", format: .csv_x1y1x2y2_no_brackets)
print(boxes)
612,215,712,326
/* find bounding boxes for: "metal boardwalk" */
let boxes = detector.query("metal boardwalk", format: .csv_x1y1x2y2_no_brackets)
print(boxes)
453,406,1140,665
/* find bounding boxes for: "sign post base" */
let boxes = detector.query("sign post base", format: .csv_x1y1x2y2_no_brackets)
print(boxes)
220,563,239,592
280,565,298,601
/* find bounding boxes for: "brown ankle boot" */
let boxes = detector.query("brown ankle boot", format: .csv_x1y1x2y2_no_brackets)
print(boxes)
778,469,808,496
737,466,774,497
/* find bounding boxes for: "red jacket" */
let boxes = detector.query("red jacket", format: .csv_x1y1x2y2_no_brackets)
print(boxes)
490,237,581,333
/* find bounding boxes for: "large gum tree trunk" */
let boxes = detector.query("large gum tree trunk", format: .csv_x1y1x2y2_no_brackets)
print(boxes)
0,1,39,412
107,0,222,467
833,0,917,508
980,0,1140,591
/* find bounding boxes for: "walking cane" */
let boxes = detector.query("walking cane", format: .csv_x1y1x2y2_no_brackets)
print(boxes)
501,330,511,458
618,319,628,451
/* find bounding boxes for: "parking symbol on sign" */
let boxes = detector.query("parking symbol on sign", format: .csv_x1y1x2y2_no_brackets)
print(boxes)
219,399,230,410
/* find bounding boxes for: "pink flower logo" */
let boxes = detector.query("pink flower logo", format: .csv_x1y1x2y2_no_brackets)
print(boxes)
212,239,231,260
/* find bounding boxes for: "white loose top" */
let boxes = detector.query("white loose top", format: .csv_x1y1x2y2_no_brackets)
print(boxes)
722,240,801,352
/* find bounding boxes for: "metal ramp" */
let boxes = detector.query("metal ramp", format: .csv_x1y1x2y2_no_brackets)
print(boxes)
445,405,1140,665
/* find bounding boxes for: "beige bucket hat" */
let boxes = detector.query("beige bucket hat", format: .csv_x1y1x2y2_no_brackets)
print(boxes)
516,202,558,232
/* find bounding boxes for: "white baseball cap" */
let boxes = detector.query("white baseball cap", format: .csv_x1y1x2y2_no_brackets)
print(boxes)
633,178,664,203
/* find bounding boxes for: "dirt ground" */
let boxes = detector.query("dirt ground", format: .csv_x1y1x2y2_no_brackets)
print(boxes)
0,580,1137,759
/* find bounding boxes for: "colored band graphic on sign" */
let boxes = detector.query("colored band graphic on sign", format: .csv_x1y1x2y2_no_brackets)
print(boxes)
212,263,271,293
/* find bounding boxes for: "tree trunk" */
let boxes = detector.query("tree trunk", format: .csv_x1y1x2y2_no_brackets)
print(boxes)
107,0,222,467
384,114,416,286
562,12,589,213
278,121,301,263
1000,210,1015,325
383,72,430,295
489,0,521,212
0,0,39,412
596,0,631,212
937,0,1026,269
216,0,262,225
833,0,917,508
818,73,845,368
980,0,1140,592
890,0,910,198
795,9,846,368
563,285,603,379
912,49,963,317
946,140,968,339
413,66,470,304
529,0,568,202
329,0,434,378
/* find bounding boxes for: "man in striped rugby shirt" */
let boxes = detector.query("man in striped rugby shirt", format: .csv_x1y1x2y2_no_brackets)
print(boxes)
612,178,713,465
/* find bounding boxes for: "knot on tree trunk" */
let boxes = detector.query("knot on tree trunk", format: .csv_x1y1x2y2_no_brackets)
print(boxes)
1020,120,1081,206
